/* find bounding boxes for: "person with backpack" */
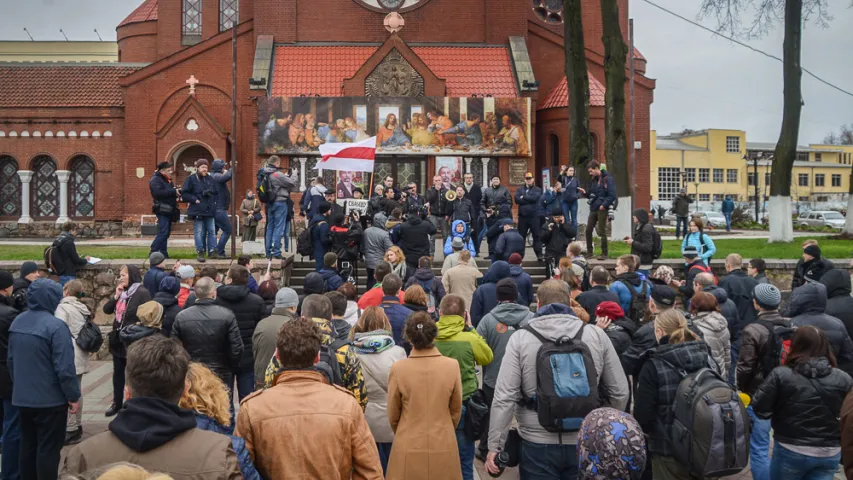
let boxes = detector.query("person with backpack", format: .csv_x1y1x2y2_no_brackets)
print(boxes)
736,283,790,480
48,222,90,285
680,217,716,266
751,326,853,480
474,278,533,462
149,161,179,258
259,156,298,259
405,256,446,314
627,208,659,277
609,255,651,324
318,253,345,292
12,261,39,312
378,274,414,347
53,279,91,446
485,280,629,478
308,204,333,271
689,292,731,380
593,301,639,368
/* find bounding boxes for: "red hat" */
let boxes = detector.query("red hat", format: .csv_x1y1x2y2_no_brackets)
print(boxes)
595,301,624,320
508,253,523,265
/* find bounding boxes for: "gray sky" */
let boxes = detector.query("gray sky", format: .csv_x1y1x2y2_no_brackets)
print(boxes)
1,0,851,144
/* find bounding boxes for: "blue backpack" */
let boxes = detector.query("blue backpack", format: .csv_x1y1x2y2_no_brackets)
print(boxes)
520,324,599,434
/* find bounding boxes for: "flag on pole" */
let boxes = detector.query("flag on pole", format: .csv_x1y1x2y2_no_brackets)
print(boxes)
317,137,377,173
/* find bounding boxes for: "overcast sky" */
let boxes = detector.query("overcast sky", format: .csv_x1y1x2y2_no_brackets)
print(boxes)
1,0,851,145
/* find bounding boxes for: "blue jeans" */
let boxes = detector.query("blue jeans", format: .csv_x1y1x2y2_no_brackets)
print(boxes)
377,442,392,475
283,218,292,252
562,200,578,230
193,216,216,253
2,400,20,480
724,212,732,231
730,339,741,385
520,439,578,480
770,442,840,480
150,214,172,256
747,406,771,480
235,365,255,402
214,210,232,256
265,202,287,257
58,276,75,287
315,255,325,272
455,404,474,480
676,216,689,238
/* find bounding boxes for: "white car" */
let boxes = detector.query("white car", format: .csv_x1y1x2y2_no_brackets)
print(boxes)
797,210,846,229
694,211,728,228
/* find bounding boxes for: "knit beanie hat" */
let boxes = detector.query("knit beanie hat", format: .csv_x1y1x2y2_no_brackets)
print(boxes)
508,253,523,265
0,271,13,290
682,246,699,259
804,244,821,258
651,285,676,307
194,158,209,168
753,283,782,310
149,252,165,267
275,287,299,308
20,261,39,278
595,301,624,320
158,276,180,296
496,278,518,303
651,265,675,286
578,407,647,479
136,301,164,329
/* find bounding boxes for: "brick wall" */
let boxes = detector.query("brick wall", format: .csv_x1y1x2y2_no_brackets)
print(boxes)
116,21,158,63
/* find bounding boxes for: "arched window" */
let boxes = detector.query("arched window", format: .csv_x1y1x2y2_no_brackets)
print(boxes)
0,156,20,218
69,156,95,218
549,134,560,172
31,155,59,219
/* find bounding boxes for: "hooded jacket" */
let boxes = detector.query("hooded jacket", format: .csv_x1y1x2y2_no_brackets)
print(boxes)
703,285,741,342
210,159,233,211
792,257,835,289
9,279,80,408
509,264,534,307
609,272,651,318
435,314,493,400
476,303,534,388
153,277,181,337
215,285,266,370
405,267,447,305
309,213,332,260
488,304,629,451
62,397,242,479
398,215,436,264
51,231,88,277
631,209,656,268
142,266,169,297
692,310,732,379
54,296,92,375
736,310,791,395
541,219,576,260
171,298,244,386
443,220,475,256
0,294,17,400
362,213,393,270
752,357,853,447
482,184,512,209
495,228,525,261
719,269,758,328
784,282,853,376
261,165,298,203
319,268,344,292
471,261,512,327
821,269,853,340
305,184,329,217
351,333,407,444
721,197,735,214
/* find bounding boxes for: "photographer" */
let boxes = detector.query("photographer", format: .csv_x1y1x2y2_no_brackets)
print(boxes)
181,159,218,263
401,182,426,219
542,207,577,263
149,162,180,258
557,165,580,229
484,204,512,261
331,210,363,280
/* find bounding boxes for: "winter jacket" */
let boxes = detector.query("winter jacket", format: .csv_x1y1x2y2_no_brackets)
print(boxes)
822,269,853,340
541,220,576,260
351,335,407,444
441,263,482,311
240,197,262,227
450,197,475,224
441,252,479,275
736,310,791,395
609,272,652,318
792,257,835,289
488,304,629,451
149,171,178,213
703,285,741,342
461,183,483,215
380,296,414,346
602,316,638,362
585,172,616,211
262,317,367,410
153,291,181,337
0,295,18,400
509,264,534,307
435,314,493,400
754,273,769,284
171,298,244,385
620,310,702,379
485,210,513,254
634,339,714,456
397,216,436,263
631,209,656,268
103,274,152,358
318,268,344,292
142,266,169,297
54,296,92,376
426,185,452,217
261,165,298,203
252,307,296,389
62,397,242,479
309,214,332,260
692,311,732,379
50,232,88,277
495,228,525,261
471,262,512,327
681,230,716,264
840,389,853,478
721,197,735,214
362,212,393,270
11,276,30,312
181,173,217,218
193,414,261,480
514,184,544,218
540,189,561,217
357,286,404,310
576,285,621,319
215,285,266,371
561,176,581,203
401,194,426,218
210,160,233,211
305,184,329,218
752,357,853,447
678,259,710,300
482,185,512,209
672,193,692,217
476,302,534,388
8,279,80,408
784,282,853,376
719,269,758,327
331,221,362,263
443,220,475,256
405,267,446,305
119,323,161,346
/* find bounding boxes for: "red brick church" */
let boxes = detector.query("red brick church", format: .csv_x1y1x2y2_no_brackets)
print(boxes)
0,0,654,235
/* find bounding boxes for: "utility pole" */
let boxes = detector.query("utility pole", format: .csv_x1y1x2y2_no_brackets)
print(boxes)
754,154,760,222
229,21,238,259
629,19,636,216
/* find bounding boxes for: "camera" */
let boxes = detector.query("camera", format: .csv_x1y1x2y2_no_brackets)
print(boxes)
587,193,597,205
202,189,215,198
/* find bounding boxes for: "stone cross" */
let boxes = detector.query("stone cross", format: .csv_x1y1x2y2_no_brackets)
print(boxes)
186,75,199,96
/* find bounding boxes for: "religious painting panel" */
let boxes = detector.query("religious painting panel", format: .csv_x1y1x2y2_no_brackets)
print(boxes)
259,96,532,157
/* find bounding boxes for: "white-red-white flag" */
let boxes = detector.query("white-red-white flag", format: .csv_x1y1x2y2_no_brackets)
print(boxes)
316,137,376,172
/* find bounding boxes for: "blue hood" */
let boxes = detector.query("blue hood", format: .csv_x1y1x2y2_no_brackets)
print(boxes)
27,278,62,312
510,264,524,276
535,303,575,317
450,220,469,239
212,159,226,173
482,261,511,285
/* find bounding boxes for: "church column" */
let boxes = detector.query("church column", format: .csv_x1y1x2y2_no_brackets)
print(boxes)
17,170,33,224
55,170,71,224
464,158,472,174
481,158,490,186
298,158,307,192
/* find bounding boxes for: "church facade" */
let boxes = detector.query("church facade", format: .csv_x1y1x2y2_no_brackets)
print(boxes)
0,0,654,235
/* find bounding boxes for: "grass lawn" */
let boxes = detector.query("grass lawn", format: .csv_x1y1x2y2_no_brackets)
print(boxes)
0,238,850,262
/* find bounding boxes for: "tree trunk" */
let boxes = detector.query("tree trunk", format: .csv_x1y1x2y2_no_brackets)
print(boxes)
845,170,853,234
769,0,803,243
563,0,591,171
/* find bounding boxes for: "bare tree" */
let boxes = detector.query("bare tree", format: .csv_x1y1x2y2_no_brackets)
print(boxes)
563,0,592,170
823,124,853,145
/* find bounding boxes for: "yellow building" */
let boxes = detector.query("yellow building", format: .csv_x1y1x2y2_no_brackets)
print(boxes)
0,41,118,63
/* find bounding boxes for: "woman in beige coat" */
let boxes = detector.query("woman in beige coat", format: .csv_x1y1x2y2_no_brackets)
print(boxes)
387,311,463,480
54,279,91,444
240,190,262,242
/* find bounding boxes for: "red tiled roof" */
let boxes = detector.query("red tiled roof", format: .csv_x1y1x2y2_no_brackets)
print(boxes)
118,0,158,28
0,65,142,108
538,73,606,110
633,47,646,61
271,45,518,97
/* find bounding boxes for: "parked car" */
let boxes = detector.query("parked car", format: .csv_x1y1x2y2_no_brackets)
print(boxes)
694,211,728,228
797,210,846,229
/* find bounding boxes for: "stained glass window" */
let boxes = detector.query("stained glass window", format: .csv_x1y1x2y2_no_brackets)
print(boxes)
0,156,20,218
220,0,238,31
69,156,95,218
182,0,202,44
532,0,563,24
31,156,58,218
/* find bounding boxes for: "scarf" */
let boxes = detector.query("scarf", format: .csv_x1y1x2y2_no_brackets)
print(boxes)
351,330,395,355
115,282,141,326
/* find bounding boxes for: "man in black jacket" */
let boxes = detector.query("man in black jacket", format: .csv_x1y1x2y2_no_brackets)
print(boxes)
576,266,620,318
541,207,576,264
12,261,39,312
149,162,179,258
581,161,616,260
484,204,513,261
494,223,525,262
627,209,656,276
677,246,708,305
171,277,243,391
0,271,20,479
50,222,90,286
425,175,451,257
214,265,265,402
672,188,692,240
821,269,853,341
720,254,758,329
515,173,544,262
791,240,835,289
462,173,484,255
398,213,437,272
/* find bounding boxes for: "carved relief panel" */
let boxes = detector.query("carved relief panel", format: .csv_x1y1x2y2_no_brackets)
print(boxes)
365,49,424,97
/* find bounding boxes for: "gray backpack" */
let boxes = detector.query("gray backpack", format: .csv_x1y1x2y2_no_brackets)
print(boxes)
662,361,749,477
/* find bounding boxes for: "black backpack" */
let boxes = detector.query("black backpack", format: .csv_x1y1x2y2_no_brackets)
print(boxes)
318,337,349,387
256,171,275,204
75,314,104,353
650,225,663,260
758,320,795,376
297,220,327,258
572,259,591,291
520,324,599,434
618,279,650,325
